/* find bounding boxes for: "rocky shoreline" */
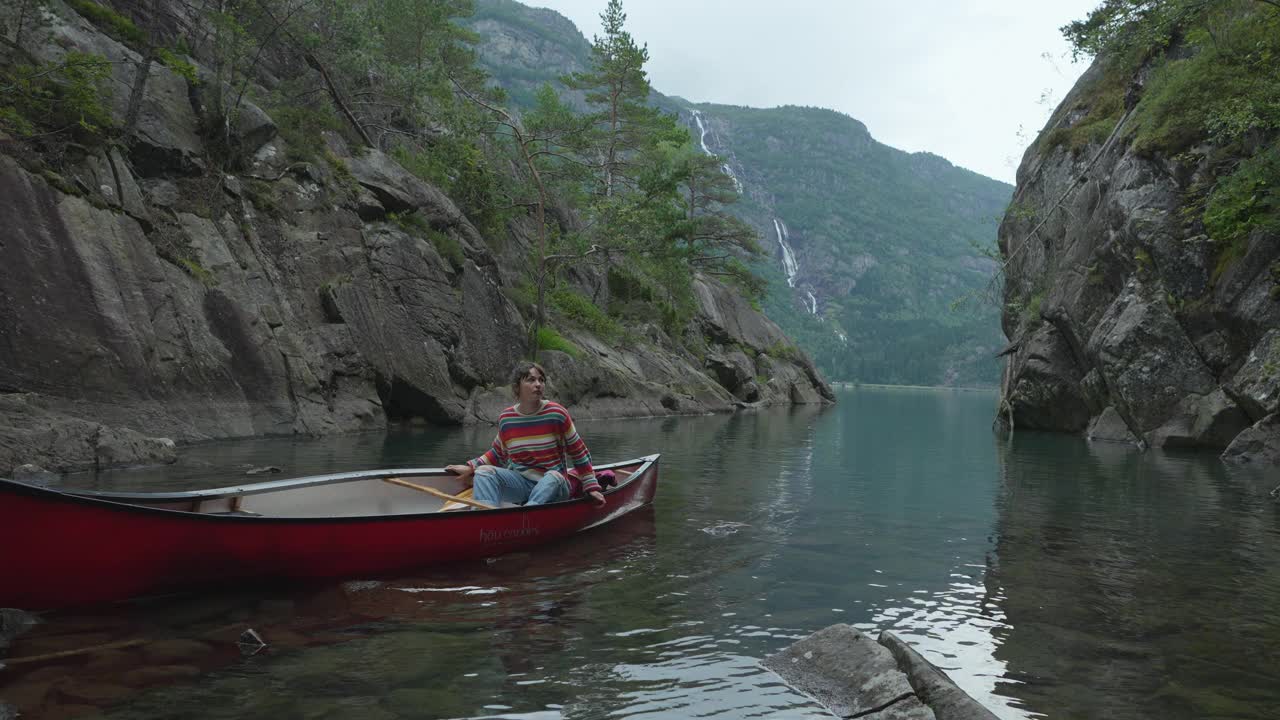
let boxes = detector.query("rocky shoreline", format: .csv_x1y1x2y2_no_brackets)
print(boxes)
0,1,832,479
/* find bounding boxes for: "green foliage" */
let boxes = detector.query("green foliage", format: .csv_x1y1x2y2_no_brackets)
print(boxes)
1060,1,1280,155
66,0,146,47
389,211,465,269
244,179,277,213
391,140,510,237
1056,0,1280,294
549,286,623,340
0,52,113,139
1041,67,1126,155
504,280,537,315
156,48,198,85
270,101,347,162
535,326,579,356
1204,144,1280,246
0,106,34,136
561,0,660,197
765,341,800,362
179,257,216,286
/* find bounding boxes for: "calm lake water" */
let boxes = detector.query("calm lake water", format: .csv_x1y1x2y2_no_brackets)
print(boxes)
4,387,1279,720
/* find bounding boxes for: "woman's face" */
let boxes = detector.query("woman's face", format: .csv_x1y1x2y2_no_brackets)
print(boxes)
517,368,546,405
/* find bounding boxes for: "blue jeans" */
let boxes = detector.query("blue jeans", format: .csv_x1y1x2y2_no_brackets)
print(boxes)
473,466,569,506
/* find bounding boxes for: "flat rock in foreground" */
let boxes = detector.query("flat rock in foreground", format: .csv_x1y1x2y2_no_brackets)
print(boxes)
764,624,1000,720
763,624,934,719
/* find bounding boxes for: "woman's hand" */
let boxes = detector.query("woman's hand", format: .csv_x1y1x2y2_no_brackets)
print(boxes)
587,490,606,507
446,464,474,485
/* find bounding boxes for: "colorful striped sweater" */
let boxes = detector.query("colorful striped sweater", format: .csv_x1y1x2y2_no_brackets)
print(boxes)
467,400,599,494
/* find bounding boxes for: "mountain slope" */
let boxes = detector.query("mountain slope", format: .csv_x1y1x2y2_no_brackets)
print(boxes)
693,104,1012,386
467,0,1013,386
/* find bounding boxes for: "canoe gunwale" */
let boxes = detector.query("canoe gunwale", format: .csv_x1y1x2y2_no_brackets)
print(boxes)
0,454,660,524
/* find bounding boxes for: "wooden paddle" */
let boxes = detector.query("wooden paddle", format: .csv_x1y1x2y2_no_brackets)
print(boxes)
384,477,494,510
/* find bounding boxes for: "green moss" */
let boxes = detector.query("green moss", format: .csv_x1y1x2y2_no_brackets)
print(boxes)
155,48,198,85
1211,236,1249,285
324,150,358,191
1019,291,1045,327
40,169,79,196
1041,66,1126,155
765,340,801,362
244,179,277,213
536,326,579,357
388,211,464,269
179,257,216,286
67,0,147,48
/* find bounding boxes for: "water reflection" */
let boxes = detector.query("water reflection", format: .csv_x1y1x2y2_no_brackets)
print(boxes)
988,432,1280,720
7,390,1278,719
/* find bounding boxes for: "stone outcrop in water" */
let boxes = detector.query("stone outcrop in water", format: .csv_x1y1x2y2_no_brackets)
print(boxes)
763,624,999,720
998,53,1280,464
0,1,831,477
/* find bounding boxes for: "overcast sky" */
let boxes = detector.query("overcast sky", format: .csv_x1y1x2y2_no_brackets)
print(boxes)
527,0,1102,184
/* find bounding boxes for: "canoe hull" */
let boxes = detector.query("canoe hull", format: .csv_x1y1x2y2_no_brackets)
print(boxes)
0,456,659,610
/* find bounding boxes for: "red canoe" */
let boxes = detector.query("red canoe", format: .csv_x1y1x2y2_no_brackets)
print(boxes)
0,455,660,610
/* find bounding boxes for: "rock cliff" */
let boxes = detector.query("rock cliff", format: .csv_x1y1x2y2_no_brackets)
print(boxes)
998,51,1279,463
0,1,831,477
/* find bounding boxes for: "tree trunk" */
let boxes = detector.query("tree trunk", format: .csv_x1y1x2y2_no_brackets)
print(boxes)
122,52,154,138
305,52,373,148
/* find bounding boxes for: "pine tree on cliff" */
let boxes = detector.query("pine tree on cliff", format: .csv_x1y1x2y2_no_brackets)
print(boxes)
561,0,664,198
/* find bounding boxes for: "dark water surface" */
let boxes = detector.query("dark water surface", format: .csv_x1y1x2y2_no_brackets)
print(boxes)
4,387,1279,719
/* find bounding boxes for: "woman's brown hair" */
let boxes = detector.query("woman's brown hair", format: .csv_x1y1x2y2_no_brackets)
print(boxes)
508,361,548,398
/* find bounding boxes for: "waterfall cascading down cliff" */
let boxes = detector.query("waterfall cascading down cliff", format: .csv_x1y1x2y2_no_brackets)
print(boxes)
691,110,743,194
774,218,800,289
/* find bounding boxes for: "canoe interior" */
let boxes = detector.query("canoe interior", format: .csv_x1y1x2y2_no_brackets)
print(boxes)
64,460,646,519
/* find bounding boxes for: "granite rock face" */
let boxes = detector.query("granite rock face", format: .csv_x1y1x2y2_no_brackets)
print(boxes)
998,59,1279,463
0,3,831,476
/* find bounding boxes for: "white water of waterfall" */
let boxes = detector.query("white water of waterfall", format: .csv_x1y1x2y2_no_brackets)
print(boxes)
806,291,818,316
774,218,799,288
692,110,743,194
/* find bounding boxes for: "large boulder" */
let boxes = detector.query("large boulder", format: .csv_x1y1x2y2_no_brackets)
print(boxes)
1226,329,1280,421
0,394,176,476
1005,324,1092,431
1221,414,1280,465
1085,279,1216,436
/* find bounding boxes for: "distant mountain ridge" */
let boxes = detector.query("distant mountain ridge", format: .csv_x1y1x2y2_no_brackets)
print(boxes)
466,0,1013,386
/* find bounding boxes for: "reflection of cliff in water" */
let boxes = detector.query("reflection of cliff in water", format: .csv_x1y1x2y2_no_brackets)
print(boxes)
987,433,1280,720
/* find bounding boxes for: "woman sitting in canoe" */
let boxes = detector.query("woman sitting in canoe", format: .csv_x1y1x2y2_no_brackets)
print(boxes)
446,361,605,508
